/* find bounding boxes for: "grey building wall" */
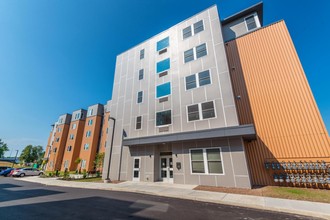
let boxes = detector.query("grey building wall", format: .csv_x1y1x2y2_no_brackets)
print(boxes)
71,109,87,122
58,114,72,125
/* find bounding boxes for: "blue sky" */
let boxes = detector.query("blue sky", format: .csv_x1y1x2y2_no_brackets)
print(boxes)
1,0,329,156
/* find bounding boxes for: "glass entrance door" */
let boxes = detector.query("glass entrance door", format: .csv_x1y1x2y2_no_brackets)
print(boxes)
133,157,140,181
160,156,173,183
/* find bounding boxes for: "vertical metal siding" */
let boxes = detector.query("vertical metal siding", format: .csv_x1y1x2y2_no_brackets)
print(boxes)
225,21,330,185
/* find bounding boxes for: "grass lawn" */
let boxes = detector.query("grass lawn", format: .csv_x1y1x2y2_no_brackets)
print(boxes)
70,177,103,183
194,185,330,203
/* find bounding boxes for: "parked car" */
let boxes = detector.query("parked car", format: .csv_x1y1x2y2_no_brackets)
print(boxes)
0,168,14,177
12,168,44,177
0,166,10,172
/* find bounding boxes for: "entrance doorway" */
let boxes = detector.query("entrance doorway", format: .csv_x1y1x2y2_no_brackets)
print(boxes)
160,155,173,183
133,157,140,181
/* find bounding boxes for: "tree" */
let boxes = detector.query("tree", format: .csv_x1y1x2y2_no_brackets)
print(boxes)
0,139,9,158
93,152,105,171
19,145,44,165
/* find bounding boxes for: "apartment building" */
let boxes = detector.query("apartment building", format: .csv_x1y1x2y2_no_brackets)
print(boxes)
45,102,110,172
102,2,330,187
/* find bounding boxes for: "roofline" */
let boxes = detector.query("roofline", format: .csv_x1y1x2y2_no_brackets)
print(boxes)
221,2,263,26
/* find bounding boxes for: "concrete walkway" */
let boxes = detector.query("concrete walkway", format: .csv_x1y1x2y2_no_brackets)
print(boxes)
16,177,330,219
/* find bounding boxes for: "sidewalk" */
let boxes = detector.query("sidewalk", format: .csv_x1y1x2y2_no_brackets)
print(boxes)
16,177,330,219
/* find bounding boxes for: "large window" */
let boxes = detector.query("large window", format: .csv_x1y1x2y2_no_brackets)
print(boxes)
156,110,171,126
72,123,77,129
190,148,223,174
137,91,143,103
182,20,204,39
157,58,170,73
67,146,72,152
139,69,144,80
84,143,89,150
86,130,91,137
69,134,74,140
156,82,171,98
81,160,86,169
136,116,142,130
87,109,93,117
88,119,93,126
157,37,169,51
74,113,80,120
185,70,211,90
184,43,207,63
187,101,215,122
245,15,257,31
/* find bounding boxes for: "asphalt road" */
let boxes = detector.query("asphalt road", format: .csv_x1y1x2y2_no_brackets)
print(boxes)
0,177,321,220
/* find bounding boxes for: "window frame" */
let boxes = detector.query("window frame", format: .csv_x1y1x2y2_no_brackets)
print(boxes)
186,100,216,122
185,69,211,91
72,123,77,129
84,143,89,150
138,69,144,80
136,116,142,130
137,91,143,104
88,119,93,126
156,36,169,52
156,58,170,74
184,43,208,64
182,20,204,40
189,147,225,175
156,82,171,99
244,13,260,32
140,49,145,60
155,109,172,127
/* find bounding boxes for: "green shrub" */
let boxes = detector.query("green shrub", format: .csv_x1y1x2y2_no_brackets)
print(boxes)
83,169,87,178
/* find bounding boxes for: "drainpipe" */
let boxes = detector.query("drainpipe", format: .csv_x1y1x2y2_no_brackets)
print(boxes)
105,117,116,182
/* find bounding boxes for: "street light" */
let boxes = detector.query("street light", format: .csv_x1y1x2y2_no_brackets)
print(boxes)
12,150,18,168
105,116,116,182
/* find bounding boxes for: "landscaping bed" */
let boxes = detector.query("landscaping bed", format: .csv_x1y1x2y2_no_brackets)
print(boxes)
194,185,330,203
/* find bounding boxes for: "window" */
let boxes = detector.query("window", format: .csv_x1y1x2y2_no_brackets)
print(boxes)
190,148,223,174
57,127,61,132
75,113,81,120
104,141,107,148
187,101,215,122
84,143,89,150
67,146,72,151
86,131,91,137
64,160,69,169
59,118,63,123
156,110,171,126
139,69,144,80
245,15,257,31
182,20,204,39
187,104,199,121
136,116,142,130
156,82,171,98
81,160,86,169
53,147,57,153
184,43,207,63
72,123,77,129
88,119,93,126
185,70,211,90
156,58,170,73
140,49,145,59
182,26,192,39
69,134,74,140
87,109,93,117
137,91,143,103
201,101,215,119
56,137,60,142
157,37,169,51
193,20,204,34
106,127,109,134
196,43,207,59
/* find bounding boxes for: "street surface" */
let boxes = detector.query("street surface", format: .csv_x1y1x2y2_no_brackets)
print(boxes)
0,177,320,220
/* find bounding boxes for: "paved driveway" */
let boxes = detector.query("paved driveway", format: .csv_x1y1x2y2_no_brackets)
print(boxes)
0,177,321,220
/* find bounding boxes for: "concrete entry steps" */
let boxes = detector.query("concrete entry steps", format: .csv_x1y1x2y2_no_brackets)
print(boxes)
16,177,330,219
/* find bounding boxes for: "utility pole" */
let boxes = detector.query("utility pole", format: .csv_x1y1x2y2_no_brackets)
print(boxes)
12,150,18,168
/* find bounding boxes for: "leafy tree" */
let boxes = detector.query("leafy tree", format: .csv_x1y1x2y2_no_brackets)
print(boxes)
19,145,44,165
0,139,9,158
93,152,105,171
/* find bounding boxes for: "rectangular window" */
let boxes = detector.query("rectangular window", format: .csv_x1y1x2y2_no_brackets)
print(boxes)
75,113,80,120
193,20,204,34
140,49,145,59
186,70,211,90
156,82,171,98
185,75,197,90
139,69,144,80
87,109,93,117
81,160,86,169
84,143,89,150
187,104,199,121
156,58,170,73
56,137,60,142
182,26,192,39
157,37,169,51
72,123,77,129
198,70,211,86
196,43,207,59
190,148,223,174
88,119,93,126
184,49,194,63
136,116,142,130
53,147,57,153
67,146,72,151
191,149,204,173
137,91,143,103
156,110,171,126
245,15,257,31
86,131,91,137
69,134,74,140
201,101,215,119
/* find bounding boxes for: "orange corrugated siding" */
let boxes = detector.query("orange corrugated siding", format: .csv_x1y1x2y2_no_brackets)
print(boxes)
226,21,330,185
